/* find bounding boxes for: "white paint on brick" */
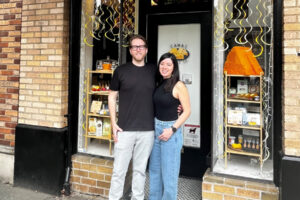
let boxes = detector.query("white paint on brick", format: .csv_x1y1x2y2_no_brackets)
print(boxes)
0,152,14,184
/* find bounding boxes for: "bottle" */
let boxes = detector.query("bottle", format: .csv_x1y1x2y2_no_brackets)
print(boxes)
252,139,255,149
256,139,259,150
243,138,247,149
105,81,109,90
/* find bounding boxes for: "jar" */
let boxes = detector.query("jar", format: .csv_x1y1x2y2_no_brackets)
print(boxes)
228,136,236,145
102,56,112,70
238,134,243,144
96,60,103,70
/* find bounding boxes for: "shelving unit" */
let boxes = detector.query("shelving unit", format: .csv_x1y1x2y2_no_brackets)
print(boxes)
224,72,264,168
85,69,114,155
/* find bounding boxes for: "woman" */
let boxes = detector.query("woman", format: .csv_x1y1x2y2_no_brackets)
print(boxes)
149,52,191,200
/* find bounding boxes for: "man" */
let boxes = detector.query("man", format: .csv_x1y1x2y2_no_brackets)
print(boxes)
108,34,156,200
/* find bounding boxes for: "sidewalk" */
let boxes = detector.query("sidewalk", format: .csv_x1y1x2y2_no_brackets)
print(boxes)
0,182,107,200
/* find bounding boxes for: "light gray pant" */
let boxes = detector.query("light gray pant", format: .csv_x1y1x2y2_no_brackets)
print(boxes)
109,131,154,200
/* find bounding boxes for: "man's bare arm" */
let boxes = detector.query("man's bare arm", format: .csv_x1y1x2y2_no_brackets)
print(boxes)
108,90,123,142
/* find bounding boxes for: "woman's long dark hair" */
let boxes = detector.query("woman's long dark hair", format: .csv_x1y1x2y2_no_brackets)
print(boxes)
156,52,180,92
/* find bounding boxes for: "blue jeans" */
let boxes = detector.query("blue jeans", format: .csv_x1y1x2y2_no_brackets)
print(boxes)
149,118,183,200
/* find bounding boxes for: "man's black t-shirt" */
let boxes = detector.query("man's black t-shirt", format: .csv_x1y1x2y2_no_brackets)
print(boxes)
110,62,156,131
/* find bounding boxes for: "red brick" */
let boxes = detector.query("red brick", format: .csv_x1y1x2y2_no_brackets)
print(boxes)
3,14,15,20
16,2,22,8
7,77,19,81
0,65,6,69
0,134,4,139
10,20,22,25
14,47,20,53
0,128,13,134
0,140,10,146
14,59,20,64
0,99,5,103
7,88,18,94
0,54,7,58
5,123,17,129
12,105,18,110
0,43,9,48
0,32,9,37
15,36,21,42
0,117,11,122
0,94,12,98
0,110,5,115
1,70,14,75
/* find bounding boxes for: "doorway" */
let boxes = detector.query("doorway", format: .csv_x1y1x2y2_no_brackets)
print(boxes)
146,12,212,179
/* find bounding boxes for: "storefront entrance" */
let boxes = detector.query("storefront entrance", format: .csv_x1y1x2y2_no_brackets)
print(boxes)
145,11,212,179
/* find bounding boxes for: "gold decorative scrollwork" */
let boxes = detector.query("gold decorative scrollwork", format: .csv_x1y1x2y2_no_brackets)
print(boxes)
214,0,272,58
84,0,135,47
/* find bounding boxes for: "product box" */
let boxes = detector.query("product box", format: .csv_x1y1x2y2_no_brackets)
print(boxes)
88,118,97,136
90,100,102,114
228,109,243,125
102,118,111,136
246,113,261,126
237,80,248,94
96,119,103,137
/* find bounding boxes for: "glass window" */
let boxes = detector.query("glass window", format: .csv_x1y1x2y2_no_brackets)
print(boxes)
212,0,274,181
77,0,136,157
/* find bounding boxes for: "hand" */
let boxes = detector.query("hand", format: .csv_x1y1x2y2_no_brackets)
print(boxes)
158,128,173,141
112,123,123,143
177,104,183,115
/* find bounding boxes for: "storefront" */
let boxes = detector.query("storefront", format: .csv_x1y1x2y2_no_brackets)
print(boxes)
70,0,281,198
0,0,297,199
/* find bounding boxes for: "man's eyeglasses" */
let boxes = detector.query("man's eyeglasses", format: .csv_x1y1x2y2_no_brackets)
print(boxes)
130,45,147,51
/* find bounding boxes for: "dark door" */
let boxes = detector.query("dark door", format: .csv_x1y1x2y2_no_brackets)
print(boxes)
146,12,212,178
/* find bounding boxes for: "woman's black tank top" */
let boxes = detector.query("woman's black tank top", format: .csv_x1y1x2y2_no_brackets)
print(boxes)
153,80,180,121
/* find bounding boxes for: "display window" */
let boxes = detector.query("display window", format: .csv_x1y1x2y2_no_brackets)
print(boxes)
77,0,136,157
211,0,274,180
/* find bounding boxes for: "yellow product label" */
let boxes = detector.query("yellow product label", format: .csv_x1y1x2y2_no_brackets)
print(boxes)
249,121,257,126
102,118,111,136
89,126,96,132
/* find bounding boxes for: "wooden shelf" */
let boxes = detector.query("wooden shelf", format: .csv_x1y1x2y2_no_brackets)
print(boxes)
226,124,261,130
226,148,260,157
226,98,261,104
88,113,110,118
89,91,109,95
85,69,114,155
88,69,114,74
85,134,112,141
224,72,264,168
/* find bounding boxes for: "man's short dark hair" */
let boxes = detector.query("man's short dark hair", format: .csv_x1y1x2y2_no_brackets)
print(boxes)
129,34,148,48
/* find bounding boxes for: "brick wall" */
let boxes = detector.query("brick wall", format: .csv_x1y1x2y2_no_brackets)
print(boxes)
0,0,22,147
70,154,113,198
70,154,132,198
202,171,279,200
18,0,69,128
283,0,300,156
70,154,132,197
